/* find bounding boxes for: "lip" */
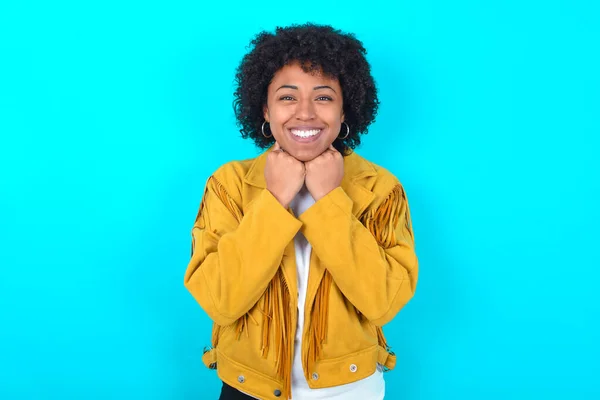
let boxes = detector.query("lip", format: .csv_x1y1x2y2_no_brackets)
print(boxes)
288,125,326,130
287,126,326,143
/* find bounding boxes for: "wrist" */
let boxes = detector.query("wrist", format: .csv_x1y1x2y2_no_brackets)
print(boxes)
312,185,340,202
267,189,291,209
312,191,327,202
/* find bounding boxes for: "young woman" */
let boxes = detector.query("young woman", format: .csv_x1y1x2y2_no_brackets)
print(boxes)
184,23,419,400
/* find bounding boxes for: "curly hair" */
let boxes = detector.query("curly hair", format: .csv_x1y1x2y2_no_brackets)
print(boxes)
233,23,379,155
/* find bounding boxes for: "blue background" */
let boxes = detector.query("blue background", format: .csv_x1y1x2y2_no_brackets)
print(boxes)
1,1,599,399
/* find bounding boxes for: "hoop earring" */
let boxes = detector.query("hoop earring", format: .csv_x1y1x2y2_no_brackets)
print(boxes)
338,122,350,140
261,121,272,138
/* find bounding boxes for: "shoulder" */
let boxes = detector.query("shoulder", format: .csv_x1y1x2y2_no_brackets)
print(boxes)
208,155,260,205
347,151,404,198
211,157,255,185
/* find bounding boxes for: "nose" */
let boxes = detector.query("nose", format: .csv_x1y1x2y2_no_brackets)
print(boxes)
295,98,316,120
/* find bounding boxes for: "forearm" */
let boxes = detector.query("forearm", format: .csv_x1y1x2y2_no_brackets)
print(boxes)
299,186,418,325
185,187,302,326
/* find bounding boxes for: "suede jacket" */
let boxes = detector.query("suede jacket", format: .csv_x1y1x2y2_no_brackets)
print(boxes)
184,148,418,399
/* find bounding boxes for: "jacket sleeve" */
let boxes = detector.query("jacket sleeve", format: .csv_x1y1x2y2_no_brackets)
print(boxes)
297,184,418,326
184,176,302,326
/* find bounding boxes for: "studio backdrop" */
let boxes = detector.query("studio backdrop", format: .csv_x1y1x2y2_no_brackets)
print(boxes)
1,1,598,399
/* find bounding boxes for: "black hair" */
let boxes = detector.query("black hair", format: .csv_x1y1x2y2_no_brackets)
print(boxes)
233,23,379,155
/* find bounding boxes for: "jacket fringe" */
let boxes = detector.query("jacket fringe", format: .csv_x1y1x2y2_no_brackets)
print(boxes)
361,184,403,249
260,269,294,398
305,271,333,372
212,324,220,348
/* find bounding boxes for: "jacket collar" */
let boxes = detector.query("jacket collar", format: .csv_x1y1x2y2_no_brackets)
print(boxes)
244,146,377,217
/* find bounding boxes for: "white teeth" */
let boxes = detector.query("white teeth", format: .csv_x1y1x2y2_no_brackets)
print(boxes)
291,129,321,138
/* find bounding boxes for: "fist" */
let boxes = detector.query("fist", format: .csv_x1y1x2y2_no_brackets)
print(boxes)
305,145,344,201
264,142,306,208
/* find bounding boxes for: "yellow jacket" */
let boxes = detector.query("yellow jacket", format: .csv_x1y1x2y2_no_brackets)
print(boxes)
184,148,418,399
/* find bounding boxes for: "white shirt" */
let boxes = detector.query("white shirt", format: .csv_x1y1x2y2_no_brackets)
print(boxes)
288,185,385,400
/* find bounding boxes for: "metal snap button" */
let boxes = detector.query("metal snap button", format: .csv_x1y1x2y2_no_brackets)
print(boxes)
274,389,282,397
238,375,245,383
349,364,358,372
311,372,319,380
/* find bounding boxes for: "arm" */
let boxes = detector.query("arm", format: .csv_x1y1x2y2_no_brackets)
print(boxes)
298,184,418,326
184,176,302,326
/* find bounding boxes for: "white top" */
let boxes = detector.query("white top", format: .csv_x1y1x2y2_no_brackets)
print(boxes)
288,185,385,400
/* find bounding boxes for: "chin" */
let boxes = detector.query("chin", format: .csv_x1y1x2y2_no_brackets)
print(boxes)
288,147,323,162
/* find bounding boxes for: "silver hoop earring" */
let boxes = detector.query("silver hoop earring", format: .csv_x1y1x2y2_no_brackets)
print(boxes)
338,122,350,140
261,121,272,138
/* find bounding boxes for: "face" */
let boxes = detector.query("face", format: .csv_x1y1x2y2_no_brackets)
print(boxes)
264,63,344,162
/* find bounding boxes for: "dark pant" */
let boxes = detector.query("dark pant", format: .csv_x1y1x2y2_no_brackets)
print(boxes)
218,381,255,400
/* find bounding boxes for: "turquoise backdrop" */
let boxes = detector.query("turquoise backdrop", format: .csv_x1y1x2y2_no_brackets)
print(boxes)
1,1,598,399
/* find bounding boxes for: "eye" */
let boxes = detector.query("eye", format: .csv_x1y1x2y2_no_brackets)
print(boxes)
316,96,333,101
279,95,295,101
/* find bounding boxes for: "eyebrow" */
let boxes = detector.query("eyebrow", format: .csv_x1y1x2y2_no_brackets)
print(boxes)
276,85,337,93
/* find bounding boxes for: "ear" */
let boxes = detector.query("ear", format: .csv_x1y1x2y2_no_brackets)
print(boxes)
341,112,345,123
263,105,269,122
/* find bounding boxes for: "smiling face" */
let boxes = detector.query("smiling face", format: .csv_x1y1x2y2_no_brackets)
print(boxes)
264,63,344,162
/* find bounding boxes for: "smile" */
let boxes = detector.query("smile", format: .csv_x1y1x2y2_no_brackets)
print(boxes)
289,128,324,143
291,128,322,137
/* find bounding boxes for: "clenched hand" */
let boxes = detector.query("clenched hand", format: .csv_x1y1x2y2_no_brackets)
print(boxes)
305,145,344,201
264,142,306,208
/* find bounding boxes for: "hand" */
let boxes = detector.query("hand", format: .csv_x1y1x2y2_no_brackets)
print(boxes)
264,142,306,208
305,145,344,201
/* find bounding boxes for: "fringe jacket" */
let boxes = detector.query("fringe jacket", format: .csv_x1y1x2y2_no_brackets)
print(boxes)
184,147,419,399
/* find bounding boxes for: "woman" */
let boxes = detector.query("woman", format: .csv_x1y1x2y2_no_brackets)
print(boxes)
184,23,418,400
